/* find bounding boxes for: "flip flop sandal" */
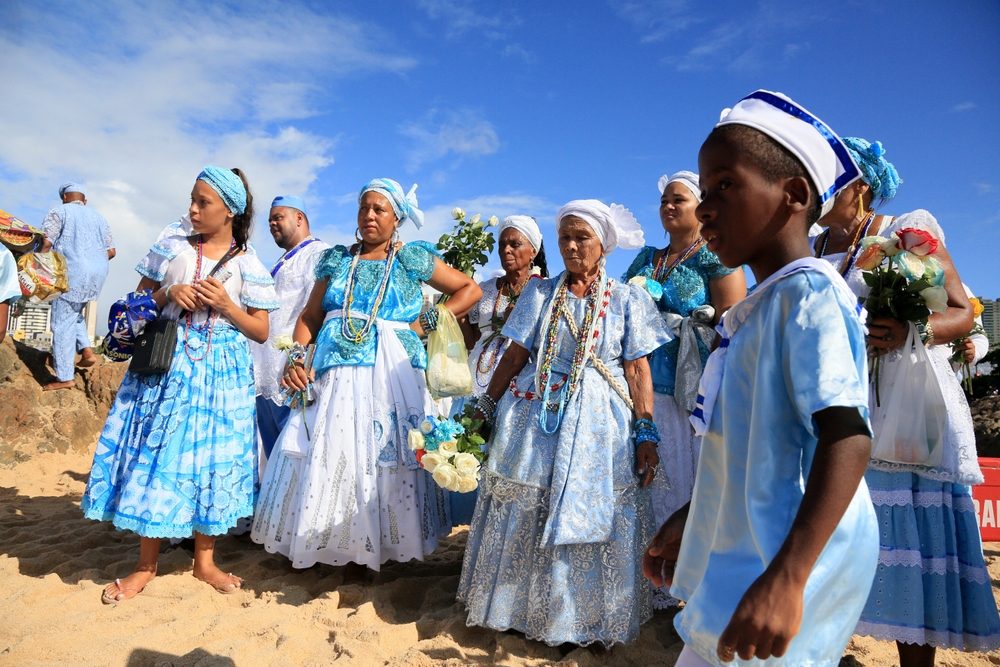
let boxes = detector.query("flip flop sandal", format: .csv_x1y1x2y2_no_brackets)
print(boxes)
203,573,242,594
101,578,147,605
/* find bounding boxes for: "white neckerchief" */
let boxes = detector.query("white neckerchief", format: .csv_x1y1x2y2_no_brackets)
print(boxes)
689,257,866,436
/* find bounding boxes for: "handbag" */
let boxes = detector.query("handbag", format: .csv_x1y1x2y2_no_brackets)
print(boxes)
129,243,240,375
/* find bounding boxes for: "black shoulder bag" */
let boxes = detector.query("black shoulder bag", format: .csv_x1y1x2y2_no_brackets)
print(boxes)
130,245,241,375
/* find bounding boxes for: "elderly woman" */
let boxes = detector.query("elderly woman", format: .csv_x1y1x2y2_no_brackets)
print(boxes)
457,200,672,647
450,215,549,524
251,178,481,572
622,171,745,608
815,139,1000,663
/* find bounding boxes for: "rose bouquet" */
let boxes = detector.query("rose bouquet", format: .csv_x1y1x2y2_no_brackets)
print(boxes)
950,297,986,394
627,276,664,302
408,403,487,493
274,334,312,440
437,208,498,278
857,227,948,404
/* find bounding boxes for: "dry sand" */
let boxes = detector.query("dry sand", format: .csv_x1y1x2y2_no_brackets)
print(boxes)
1,451,999,667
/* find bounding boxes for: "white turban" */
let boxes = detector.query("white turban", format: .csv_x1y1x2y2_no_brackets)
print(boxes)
657,171,702,202
716,90,860,218
555,199,644,254
496,215,542,252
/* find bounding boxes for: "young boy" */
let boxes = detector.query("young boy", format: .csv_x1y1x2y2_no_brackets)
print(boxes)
643,91,878,667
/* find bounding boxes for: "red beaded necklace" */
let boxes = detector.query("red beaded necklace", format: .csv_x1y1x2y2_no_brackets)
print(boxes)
183,235,229,362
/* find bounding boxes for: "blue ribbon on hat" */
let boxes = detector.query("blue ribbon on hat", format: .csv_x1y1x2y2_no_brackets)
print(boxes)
198,166,247,215
359,178,424,229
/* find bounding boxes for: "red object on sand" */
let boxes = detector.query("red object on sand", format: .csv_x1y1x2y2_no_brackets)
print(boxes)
972,458,1000,543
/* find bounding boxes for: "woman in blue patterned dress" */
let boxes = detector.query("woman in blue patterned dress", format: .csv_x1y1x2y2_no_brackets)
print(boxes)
622,171,745,608
814,138,1000,664
82,167,280,603
458,199,672,647
251,179,481,572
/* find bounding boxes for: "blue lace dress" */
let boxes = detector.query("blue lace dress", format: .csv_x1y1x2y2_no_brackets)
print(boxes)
457,274,672,647
81,232,279,537
251,242,452,571
622,245,739,607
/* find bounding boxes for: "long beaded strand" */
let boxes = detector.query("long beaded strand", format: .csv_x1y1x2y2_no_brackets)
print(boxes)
184,234,225,362
652,238,704,282
341,238,398,344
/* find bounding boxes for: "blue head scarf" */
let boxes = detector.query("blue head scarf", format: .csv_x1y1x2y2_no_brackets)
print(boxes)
843,137,901,201
358,178,424,229
198,166,247,215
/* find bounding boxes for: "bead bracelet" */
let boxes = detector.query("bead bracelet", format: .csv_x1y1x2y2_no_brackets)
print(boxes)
419,307,440,333
477,394,498,425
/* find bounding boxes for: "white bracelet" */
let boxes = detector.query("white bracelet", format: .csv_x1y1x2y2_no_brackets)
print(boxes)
164,285,173,302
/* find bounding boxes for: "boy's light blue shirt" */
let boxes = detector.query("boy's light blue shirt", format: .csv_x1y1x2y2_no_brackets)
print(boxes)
672,269,879,667
0,245,20,304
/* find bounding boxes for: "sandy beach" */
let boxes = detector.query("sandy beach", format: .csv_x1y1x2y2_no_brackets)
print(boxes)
0,450,996,667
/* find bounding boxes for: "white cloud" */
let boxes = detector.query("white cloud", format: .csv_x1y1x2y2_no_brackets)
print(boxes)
417,0,510,38
613,0,702,44
399,110,501,171
0,1,416,328
503,43,536,64
952,102,977,112
974,183,996,195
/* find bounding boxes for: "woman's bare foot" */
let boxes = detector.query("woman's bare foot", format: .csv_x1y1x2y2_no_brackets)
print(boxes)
101,569,156,604
77,349,98,368
193,563,242,593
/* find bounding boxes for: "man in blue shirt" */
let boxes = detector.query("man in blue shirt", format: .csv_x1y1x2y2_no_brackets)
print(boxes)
41,182,115,390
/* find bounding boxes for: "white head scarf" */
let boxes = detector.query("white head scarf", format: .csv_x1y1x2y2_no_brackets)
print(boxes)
496,215,542,252
716,90,860,218
555,199,644,254
657,170,702,201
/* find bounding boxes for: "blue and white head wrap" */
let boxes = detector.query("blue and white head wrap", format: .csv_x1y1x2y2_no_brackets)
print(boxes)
271,195,307,216
358,178,424,229
843,137,901,202
657,170,702,202
197,166,247,215
717,90,861,218
59,182,84,197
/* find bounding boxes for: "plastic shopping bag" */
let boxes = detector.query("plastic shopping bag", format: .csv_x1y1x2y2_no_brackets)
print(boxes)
16,251,69,303
869,322,947,467
425,304,473,399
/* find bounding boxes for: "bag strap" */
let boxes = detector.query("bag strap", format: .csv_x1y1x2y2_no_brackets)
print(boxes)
207,244,241,278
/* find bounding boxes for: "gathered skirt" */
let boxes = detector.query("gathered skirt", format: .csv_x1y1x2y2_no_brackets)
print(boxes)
81,323,259,538
856,469,1000,651
250,363,451,570
649,391,700,609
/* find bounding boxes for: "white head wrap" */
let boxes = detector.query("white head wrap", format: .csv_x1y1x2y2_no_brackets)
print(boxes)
657,170,702,201
496,215,542,252
555,199,644,254
716,90,861,218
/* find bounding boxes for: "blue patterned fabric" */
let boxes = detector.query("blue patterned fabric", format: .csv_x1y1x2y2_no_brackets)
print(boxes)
41,202,113,302
103,290,159,362
457,274,671,647
359,178,424,229
197,166,247,215
843,137,901,201
50,298,91,382
856,470,1000,651
622,245,736,395
312,242,437,374
81,323,258,537
671,270,878,667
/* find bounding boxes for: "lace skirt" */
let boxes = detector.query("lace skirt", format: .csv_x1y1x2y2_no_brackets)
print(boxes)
250,364,451,570
80,324,259,538
457,470,655,648
649,392,700,609
856,470,1000,651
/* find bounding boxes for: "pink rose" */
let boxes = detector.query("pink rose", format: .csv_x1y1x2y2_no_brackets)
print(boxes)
895,227,939,256
855,243,886,271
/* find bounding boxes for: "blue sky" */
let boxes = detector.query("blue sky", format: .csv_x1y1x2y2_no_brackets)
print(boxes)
1,0,997,326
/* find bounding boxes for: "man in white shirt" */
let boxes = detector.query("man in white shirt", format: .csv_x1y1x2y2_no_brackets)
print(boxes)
252,196,329,462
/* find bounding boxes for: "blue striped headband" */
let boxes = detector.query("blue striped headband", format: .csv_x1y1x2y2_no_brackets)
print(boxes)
198,166,247,215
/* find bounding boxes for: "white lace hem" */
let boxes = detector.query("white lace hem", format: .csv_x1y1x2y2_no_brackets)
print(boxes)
876,549,989,584
855,620,1000,652
869,488,977,513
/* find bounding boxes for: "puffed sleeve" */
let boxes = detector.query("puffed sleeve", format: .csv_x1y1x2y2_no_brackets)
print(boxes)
314,245,347,282
622,281,673,360
135,232,186,281
885,209,946,246
779,272,871,437
500,278,552,353
397,241,438,282
621,246,655,282
238,255,280,311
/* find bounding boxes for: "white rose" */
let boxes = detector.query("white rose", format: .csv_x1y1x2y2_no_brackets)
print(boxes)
487,215,499,227
408,430,425,451
432,463,459,490
453,452,480,476
421,451,445,472
457,474,479,493
420,418,436,434
470,213,481,224
452,207,465,220
920,286,949,314
438,439,459,457
881,233,902,257
627,276,646,288
273,334,294,350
